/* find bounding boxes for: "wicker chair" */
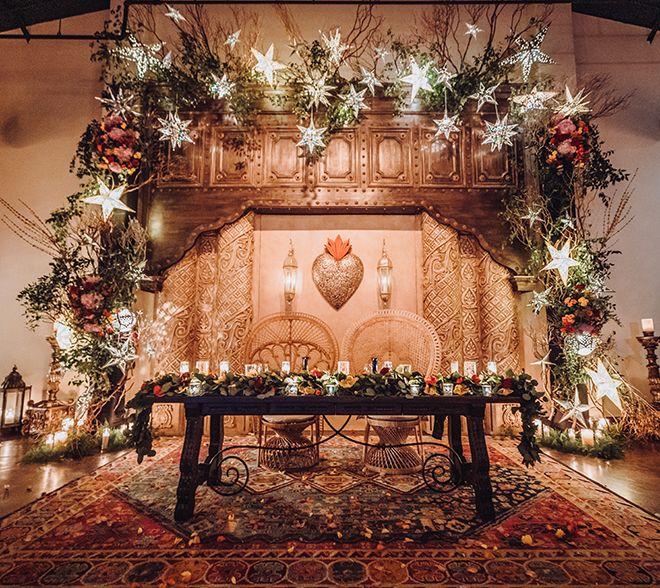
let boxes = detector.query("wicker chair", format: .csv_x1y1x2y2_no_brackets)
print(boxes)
244,313,339,470
341,310,442,474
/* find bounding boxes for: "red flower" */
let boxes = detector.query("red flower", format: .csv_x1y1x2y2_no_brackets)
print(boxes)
472,374,480,383
380,367,391,375
424,375,438,385
502,378,514,390
153,385,163,397
575,284,585,290
310,368,322,378
456,377,463,384
315,389,322,396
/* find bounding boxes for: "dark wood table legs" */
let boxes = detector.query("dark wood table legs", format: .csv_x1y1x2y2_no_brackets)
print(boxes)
174,404,206,521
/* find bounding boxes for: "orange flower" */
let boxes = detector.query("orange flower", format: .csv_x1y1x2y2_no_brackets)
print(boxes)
424,375,438,385
153,385,163,397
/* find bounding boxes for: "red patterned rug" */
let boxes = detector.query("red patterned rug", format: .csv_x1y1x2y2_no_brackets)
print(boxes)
1,436,660,587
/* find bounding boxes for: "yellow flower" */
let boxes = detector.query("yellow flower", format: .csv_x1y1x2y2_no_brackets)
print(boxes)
301,386,317,395
578,297,588,307
340,375,357,388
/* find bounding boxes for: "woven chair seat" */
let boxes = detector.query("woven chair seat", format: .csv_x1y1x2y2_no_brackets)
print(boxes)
262,415,316,424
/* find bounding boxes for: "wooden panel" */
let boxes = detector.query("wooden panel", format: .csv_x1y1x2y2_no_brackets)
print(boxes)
471,126,516,187
264,129,304,186
318,131,358,186
368,128,412,186
210,129,252,186
420,126,464,187
156,124,204,188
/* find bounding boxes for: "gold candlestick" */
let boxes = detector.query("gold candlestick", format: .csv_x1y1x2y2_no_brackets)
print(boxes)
636,334,660,405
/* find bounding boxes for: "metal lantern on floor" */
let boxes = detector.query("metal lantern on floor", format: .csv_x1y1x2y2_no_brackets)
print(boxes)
1,366,30,435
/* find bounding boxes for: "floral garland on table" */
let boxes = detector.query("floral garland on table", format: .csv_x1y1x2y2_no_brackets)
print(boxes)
127,367,545,466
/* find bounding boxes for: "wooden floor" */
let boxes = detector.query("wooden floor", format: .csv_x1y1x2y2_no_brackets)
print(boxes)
1,434,659,520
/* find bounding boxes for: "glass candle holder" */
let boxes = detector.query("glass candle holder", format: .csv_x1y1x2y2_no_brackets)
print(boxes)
383,361,393,369
337,361,350,374
187,376,202,396
195,361,209,374
442,382,454,396
287,382,299,396
482,384,492,396
464,361,477,378
245,364,258,376
399,364,412,374
325,383,338,396
487,361,498,374
450,361,459,374
410,383,421,396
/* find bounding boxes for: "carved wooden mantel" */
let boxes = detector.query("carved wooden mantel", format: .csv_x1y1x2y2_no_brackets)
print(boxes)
140,99,526,275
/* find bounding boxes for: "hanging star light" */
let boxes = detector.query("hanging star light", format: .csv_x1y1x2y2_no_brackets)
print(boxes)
342,84,369,118
165,4,186,23
225,30,241,50
209,73,235,99
375,46,390,60
501,25,555,82
111,308,137,333
85,181,134,221
95,88,140,120
54,320,74,350
521,206,542,227
469,82,499,112
585,358,623,409
102,338,139,373
434,113,460,140
288,38,301,57
465,23,482,39
482,114,517,151
303,73,335,108
555,86,591,118
162,51,173,69
157,111,195,149
530,287,553,314
296,119,326,153
322,28,349,65
512,86,557,113
359,66,383,96
531,351,555,372
401,58,432,104
146,342,156,359
542,240,579,285
252,44,285,87
114,36,164,79
555,390,590,428
435,65,457,92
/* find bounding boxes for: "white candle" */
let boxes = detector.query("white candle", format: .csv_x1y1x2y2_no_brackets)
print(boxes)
179,361,190,374
337,361,350,374
195,361,209,374
219,361,229,373
487,361,498,374
567,429,576,439
642,318,655,335
101,429,110,452
580,429,594,446
450,361,460,374
281,361,290,373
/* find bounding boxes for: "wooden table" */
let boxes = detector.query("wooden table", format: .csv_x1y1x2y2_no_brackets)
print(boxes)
148,395,519,521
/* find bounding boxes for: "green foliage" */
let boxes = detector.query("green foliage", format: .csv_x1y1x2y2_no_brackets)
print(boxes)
538,425,626,460
22,427,130,464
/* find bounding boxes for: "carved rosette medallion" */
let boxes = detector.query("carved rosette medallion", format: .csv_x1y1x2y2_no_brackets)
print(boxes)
312,235,364,310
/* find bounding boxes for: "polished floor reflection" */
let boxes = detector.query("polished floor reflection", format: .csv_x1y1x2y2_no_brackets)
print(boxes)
1,434,659,520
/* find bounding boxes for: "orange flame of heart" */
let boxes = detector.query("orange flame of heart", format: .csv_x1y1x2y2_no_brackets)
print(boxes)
325,235,352,261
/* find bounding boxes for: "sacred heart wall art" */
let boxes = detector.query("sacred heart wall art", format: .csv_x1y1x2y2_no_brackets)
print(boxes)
312,235,364,310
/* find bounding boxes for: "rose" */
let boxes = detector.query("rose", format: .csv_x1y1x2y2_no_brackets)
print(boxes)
557,140,576,157
472,374,480,383
380,367,390,375
153,385,163,397
310,368,322,378
502,377,513,390
424,375,438,385
575,284,585,290
80,292,101,310
556,118,576,135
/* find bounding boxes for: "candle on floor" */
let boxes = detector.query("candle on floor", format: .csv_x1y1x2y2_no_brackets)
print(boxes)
101,429,110,452
567,429,576,439
580,429,594,446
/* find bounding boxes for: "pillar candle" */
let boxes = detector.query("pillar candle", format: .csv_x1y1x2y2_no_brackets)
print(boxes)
642,318,654,335
580,429,594,446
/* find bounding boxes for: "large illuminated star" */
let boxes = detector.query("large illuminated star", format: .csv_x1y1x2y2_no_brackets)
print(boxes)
435,65,457,92
225,30,241,50
359,66,382,96
469,82,499,112
209,73,235,99
555,86,591,118
165,4,186,23
157,111,194,149
296,119,326,153
542,240,579,285
501,25,555,82
482,114,517,151
95,88,140,120
322,29,349,65
401,58,432,104
555,390,590,428
513,86,557,113
102,338,139,373
342,84,369,118
585,359,623,409
465,23,482,39
303,73,335,108
375,46,390,60
85,181,134,221
114,35,164,79
252,44,286,86
434,112,460,140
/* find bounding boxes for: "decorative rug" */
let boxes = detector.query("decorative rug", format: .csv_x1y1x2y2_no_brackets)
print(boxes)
1,435,660,587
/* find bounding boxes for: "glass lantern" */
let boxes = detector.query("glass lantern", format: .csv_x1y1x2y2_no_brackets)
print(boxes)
1,366,30,434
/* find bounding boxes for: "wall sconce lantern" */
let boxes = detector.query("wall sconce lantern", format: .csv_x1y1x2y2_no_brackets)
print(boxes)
1,366,31,435
377,240,393,305
283,240,298,303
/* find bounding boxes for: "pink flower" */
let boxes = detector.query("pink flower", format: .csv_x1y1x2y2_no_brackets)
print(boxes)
107,127,125,141
83,323,103,333
114,146,133,163
109,161,122,174
556,118,576,135
557,140,576,156
82,275,100,290
80,292,100,310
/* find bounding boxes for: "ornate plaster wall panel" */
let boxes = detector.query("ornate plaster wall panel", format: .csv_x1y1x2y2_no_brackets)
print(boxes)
419,126,465,187
470,126,516,187
210,129,253,186
264,129,304,186
368,128,412,186
318,131,358,186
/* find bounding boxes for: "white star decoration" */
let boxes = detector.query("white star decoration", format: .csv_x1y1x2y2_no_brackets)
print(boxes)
401,58,432,104
359,67,382,96
225,30,241,50
303,73,335,108
375,46,390,60
434,113,460,140
252,44,285,87
210,73,235,99
165,4,186,23
95,88,140,120
102,338,139,373
531,351,555,372
530,287,553,314
542,240,579,285
469,82,499,112
555,86,591,118
157,111,195,149
521,206,542,227
435,65,457,92
296,119,326,153
342,84,369,118
555,390,590,428
513,86,557,113
465,23,482,39
85,181,134,221
585,359,623,409
501,25,555,82
114,36,164,79
322,29,349,65
482,114,517,151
